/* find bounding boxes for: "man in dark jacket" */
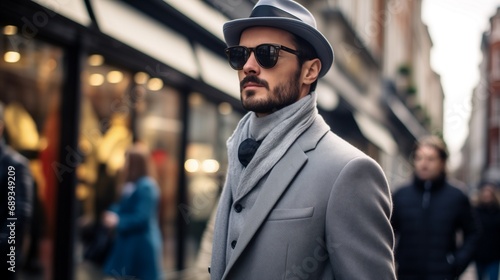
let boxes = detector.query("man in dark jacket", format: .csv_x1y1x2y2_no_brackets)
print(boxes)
392,135,479,280
0,102,33,280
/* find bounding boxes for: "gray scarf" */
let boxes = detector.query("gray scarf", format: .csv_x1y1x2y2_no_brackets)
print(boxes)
211,91,318,279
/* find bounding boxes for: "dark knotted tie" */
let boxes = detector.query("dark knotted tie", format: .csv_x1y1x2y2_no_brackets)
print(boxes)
238,138,262,167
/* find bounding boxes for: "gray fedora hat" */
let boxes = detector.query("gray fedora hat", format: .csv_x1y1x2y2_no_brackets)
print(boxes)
223,0,334,78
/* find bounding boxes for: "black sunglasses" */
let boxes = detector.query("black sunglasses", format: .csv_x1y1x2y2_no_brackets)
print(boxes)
225,44,300,70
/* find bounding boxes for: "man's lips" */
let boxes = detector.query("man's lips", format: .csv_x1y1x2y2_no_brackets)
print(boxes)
243,82,264,89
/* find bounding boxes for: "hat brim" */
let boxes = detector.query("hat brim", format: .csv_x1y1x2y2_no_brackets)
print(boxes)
223,17,334,78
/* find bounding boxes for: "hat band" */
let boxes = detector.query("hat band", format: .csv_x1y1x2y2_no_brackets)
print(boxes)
250,5,300,21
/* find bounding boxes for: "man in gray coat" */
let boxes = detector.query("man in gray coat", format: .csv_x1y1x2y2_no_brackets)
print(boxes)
210,0,396,279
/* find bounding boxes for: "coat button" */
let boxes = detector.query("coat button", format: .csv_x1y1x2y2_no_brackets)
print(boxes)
231,240,237,249
234,204,243,213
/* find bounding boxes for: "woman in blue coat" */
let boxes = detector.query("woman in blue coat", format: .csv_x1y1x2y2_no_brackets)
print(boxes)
103,145,163,280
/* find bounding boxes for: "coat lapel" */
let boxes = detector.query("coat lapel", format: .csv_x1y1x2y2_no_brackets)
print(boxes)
222,144,308,279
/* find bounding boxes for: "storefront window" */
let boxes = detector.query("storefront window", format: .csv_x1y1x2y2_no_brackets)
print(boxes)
78,54,133,224
183,93,241,271
0,24,64,279
77,55,183,277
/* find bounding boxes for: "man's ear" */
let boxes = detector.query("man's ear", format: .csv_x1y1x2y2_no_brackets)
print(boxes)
302,58,321,86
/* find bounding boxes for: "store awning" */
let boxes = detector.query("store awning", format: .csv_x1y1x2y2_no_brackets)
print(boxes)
34,0,242,101
91,0,200,79
162,0,227,41
32,0,91,26
194,44,240,100
354,112,398,155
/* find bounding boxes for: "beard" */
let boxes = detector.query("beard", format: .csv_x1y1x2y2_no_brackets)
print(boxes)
240,69,302,114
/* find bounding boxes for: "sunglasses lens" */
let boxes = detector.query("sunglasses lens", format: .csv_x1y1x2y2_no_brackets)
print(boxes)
227,47,248,70
226,45,280,70
255,45,278,68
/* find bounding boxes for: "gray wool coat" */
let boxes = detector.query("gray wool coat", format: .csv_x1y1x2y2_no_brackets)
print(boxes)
211,116,396,280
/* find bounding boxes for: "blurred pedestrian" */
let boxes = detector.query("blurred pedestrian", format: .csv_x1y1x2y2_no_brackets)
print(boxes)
102,144,163,280
210,0,396,279
392,135,480,280
473,182,500,280
0,101,34,280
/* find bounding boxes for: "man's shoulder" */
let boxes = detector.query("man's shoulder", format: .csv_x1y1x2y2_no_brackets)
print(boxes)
297,117,380,169
318,131,370,160
300,130,384,179
443,179,470,199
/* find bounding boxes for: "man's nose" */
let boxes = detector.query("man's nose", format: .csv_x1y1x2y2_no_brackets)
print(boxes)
243,52,260,75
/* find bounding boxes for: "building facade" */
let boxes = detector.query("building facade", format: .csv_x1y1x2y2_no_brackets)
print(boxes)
458,34,489,189
460,7,500,189
487,8,500,183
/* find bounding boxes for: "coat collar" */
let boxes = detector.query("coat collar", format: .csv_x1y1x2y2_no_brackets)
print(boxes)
413,173,446,191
